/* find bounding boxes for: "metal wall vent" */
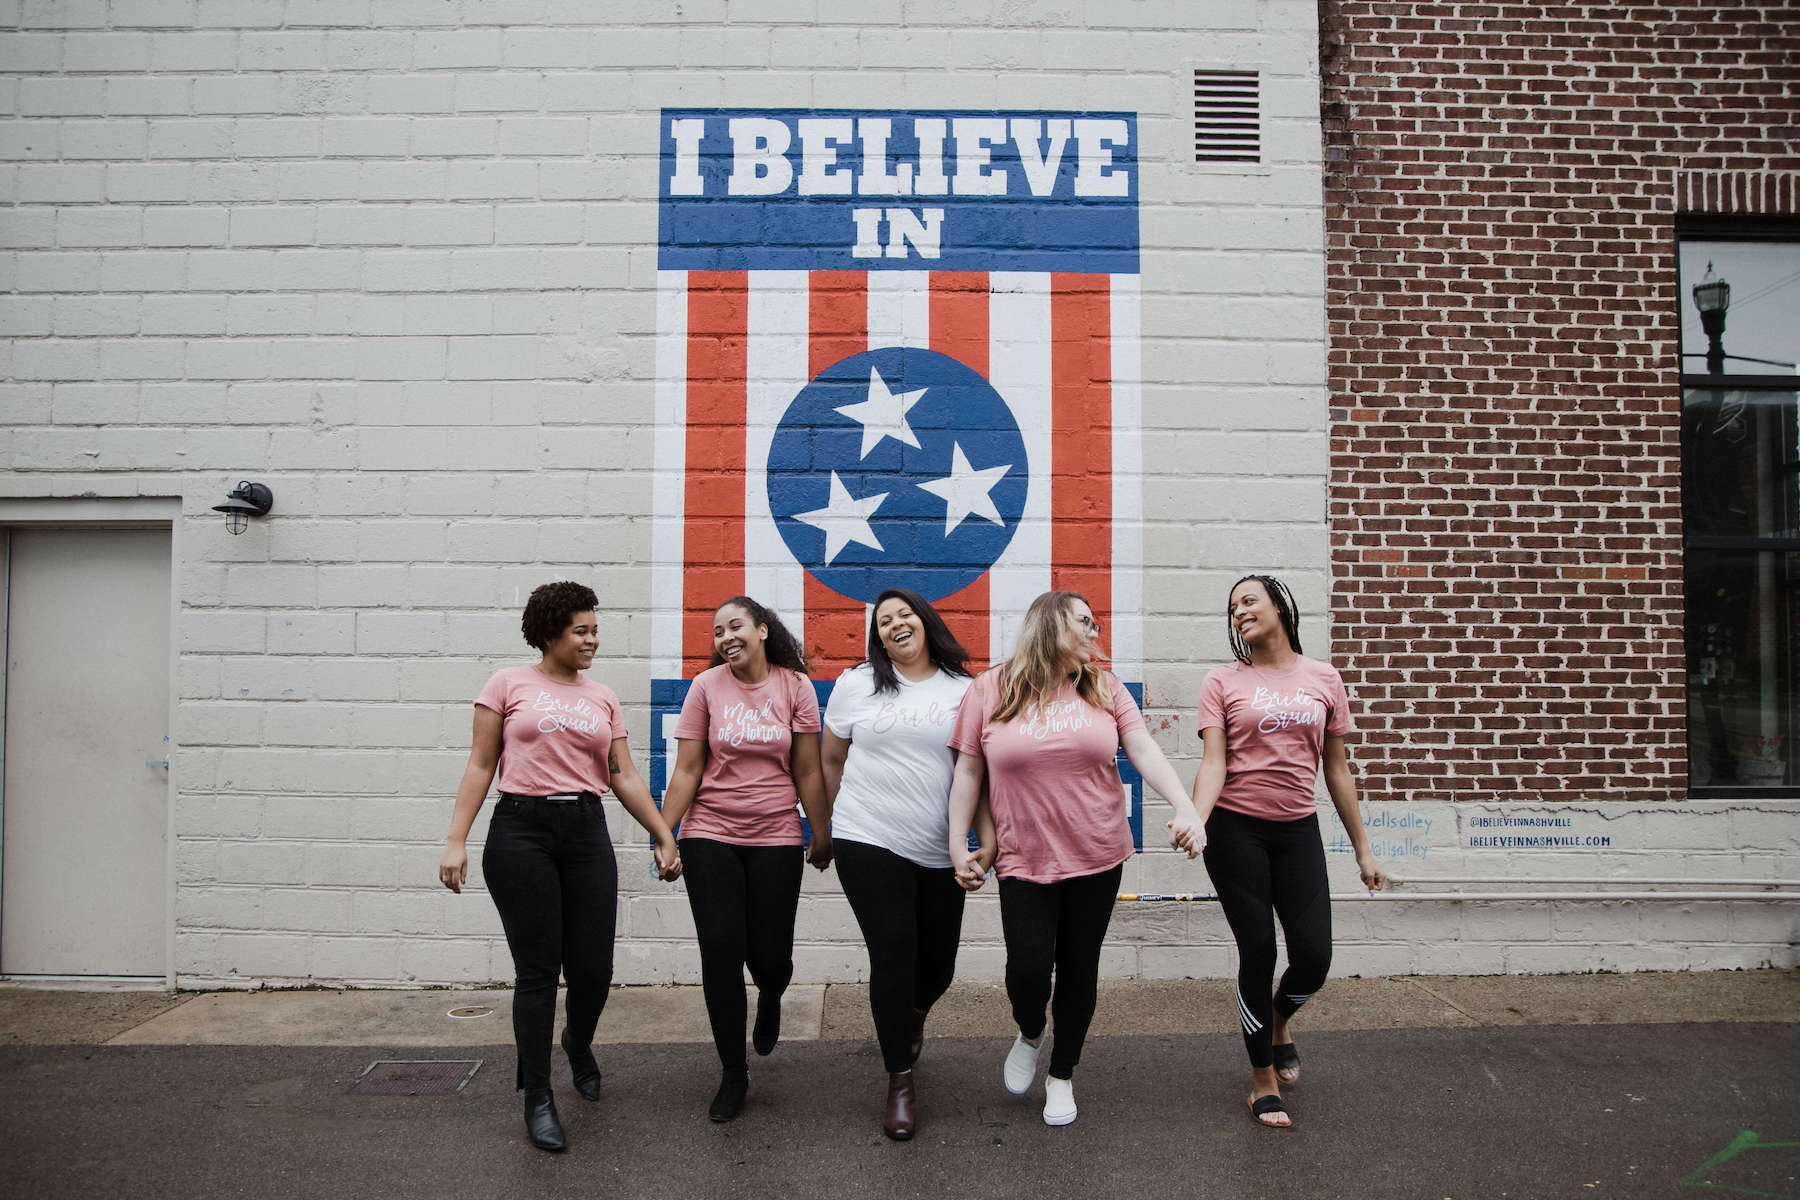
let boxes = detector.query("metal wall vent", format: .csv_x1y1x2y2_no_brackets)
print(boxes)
1193,70,1260,163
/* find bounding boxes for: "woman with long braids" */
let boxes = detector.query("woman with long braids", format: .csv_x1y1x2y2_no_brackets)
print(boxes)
438,581,681,1152
659,596,831,1122
1191,574,1385,1130
822,587,993,1141
945,590,1201,1128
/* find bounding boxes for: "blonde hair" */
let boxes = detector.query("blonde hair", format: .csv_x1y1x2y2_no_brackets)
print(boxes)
991,590,1109,723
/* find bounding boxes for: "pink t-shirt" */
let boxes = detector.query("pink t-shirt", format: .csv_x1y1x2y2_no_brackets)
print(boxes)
673,664,821,846
1195,657,1353,822
947,668,1144,884
475,665,625,797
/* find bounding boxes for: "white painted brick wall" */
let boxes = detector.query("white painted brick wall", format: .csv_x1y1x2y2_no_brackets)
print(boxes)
5,1,1791,990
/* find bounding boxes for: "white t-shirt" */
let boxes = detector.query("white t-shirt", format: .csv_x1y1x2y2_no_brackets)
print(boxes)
824,664,972,868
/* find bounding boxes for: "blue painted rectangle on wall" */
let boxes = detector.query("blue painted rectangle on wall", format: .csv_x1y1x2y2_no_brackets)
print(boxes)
658,108,1139,273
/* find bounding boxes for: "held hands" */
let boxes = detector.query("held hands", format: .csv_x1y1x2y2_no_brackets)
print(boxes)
807,833,834,872
1167,820,1205,860
653,836,683,882
438,843,468,893
953,848,989,892
1356,849,1386,893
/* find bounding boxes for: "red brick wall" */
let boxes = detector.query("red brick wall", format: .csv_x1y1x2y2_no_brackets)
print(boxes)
1318,4,1800,802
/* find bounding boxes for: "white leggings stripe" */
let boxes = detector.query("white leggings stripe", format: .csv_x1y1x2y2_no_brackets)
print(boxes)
1236,986,1263,1036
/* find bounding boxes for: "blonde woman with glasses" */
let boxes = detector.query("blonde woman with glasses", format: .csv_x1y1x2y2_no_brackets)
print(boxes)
945,590,1202,1127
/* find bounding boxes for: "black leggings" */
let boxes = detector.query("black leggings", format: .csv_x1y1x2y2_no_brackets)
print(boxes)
679,836,804,1071
1201,807,1332,1070
834,838,968,1073
997,864,1122,1080
481,794,618,1091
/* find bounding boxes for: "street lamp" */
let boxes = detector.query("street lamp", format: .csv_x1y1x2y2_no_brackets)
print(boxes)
1691,261,1731,377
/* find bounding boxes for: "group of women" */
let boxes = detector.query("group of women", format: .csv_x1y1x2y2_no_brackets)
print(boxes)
439,577,1386,1151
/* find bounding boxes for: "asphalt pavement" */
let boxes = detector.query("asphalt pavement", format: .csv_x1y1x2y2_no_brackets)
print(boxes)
1,974,1796,1200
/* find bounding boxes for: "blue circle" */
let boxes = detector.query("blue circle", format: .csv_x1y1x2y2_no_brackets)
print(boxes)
768,347,1028,604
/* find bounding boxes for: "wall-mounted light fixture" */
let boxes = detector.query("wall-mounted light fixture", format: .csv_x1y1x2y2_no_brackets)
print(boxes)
212,480,273,535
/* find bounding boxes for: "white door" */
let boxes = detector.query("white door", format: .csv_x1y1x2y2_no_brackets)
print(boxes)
2,527,171,976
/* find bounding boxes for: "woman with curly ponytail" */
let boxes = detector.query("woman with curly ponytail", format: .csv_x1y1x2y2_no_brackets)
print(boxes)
659,595,830,1122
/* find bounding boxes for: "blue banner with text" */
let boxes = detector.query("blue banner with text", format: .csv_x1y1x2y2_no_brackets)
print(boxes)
658,108,1139,273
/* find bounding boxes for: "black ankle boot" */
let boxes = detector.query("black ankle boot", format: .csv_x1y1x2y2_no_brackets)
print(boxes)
561,1028,601,1102
524,1088,566,1151
709,1068,749,1122
752,991,781,1056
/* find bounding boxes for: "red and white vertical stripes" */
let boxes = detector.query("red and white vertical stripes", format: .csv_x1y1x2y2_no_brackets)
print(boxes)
652,268,1141,685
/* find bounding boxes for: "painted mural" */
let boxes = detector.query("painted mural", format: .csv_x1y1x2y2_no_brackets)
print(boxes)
647,109,1145,843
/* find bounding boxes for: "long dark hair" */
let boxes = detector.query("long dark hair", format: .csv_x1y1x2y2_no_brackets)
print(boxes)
709,595,809,675
865,587,971,694
1227,574,1303,665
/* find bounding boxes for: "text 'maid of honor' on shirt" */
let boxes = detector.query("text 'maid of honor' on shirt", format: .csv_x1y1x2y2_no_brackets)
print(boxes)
674,664,821,845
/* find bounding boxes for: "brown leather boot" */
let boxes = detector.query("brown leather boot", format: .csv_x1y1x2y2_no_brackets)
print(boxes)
883,1070,916,1141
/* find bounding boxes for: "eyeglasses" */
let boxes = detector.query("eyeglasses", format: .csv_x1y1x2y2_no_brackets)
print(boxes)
1074,615,1102,635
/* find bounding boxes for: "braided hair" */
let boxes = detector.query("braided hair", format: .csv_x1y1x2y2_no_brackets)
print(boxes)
1226,574,1303,664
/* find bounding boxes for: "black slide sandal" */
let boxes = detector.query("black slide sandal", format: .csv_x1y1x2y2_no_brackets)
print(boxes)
1272,1041,1300,1082
1249,1094,1291,1129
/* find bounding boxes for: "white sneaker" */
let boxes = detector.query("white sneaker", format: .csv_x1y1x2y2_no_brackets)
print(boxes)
1043,1076,1077,1126
1002,1033,1043,1095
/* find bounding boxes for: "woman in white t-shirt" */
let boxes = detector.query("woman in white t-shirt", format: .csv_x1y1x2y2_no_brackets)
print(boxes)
822,587,994,1142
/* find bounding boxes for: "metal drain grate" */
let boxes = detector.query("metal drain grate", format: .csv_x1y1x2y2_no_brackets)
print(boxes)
350,1059,482,1096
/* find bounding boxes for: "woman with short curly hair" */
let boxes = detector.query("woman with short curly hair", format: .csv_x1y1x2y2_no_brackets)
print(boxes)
438,581,680,1152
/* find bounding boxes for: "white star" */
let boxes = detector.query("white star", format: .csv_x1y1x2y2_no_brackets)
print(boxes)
792,471,888,563
834,368,926,459
917,442,1012,536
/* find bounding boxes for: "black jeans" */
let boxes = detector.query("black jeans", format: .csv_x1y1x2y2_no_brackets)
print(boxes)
1201,807,1332,1069
997,864,1123,1080
482,793,618,1091
679,836,804,1071
834,838,968,1073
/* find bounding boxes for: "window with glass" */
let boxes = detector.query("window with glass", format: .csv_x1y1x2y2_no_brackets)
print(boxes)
1679,224,1800,794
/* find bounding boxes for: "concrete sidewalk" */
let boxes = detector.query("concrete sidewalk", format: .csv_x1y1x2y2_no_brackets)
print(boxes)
3,968,1796,1046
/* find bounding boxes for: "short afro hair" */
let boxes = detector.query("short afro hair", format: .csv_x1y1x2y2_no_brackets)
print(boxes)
521,581,599,651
